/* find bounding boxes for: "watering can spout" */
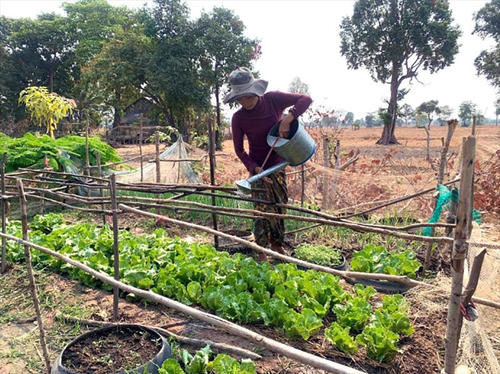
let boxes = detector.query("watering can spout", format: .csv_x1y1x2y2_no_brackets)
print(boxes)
235,162,289,194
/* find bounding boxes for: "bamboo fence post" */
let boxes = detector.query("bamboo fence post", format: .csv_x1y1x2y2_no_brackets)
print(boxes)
17,180,51,373
109,174,120,320
155,131,162,215
85,119,90,177
207,119,219,249
300,164,305,207
96,152,106,226
331,139,340,198
1,153,6,273
443,136,475,374
155,131,161,183
139,115,144,182
321,137,330,209
471,115,476,136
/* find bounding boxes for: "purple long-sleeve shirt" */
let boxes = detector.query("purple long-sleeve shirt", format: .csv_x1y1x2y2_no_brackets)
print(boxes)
231,91,312,174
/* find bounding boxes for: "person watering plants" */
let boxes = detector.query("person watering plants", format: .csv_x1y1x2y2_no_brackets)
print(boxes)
223,67,312,261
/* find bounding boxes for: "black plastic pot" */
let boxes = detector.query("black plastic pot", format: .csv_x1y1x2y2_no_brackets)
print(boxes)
51,324,171,374
296,254,347,271
345,263,415,294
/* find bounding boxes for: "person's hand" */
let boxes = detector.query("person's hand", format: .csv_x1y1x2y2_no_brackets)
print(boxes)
254,166,273,184
279,112,294,138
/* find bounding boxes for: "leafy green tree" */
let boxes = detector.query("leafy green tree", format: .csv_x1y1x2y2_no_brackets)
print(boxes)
340,0,460,145
196,7,258,149
344,112,354,126
437,105,453,126
473,0,500,88
399,103,414,126
289,77,310,95
18,86,74,138
63,0,137,121
144,0,208,129
83,27,150,125
458,101,478,127
365,113,375,128
6,13,73,93
416,100,440,160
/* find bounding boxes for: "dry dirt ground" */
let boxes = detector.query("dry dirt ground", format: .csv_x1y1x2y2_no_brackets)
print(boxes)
0,125,498,373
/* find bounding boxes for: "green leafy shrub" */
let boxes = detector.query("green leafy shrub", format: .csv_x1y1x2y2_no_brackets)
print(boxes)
294,243,343,267
350,244,421,278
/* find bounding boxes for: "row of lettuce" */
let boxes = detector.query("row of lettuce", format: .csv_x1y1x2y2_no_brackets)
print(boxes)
6,213,414,363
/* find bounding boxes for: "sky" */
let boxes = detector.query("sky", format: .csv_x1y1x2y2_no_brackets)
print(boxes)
0,0,498,120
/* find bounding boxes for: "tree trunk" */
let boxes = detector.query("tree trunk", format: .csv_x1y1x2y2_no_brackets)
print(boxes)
376,64,399,145
49,70,54,93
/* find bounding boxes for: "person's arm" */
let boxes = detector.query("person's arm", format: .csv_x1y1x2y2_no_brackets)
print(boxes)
232,120,259,174
270,91,312,137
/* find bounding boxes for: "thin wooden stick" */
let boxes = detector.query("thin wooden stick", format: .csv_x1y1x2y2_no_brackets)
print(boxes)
109,174,120,321
96,153,106,226
444,136,475,374
17,180,51,374
0,234,362,374
139,115,144,182
55,314,262,360
338,177,460,218
1,153,6,273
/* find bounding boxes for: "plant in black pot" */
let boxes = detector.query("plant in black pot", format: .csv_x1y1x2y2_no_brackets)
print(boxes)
52,324,171,374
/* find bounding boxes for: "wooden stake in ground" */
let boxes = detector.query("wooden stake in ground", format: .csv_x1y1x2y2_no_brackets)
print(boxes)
321,137,330,209
207,119,219,249
96,152,106,226
300,164,305,207
17,179,52,374
443,135,476,374
139,114,144,182
109,174,120,321
1,152,7,273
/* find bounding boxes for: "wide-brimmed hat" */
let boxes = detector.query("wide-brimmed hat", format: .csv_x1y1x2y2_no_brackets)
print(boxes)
223,67,268,104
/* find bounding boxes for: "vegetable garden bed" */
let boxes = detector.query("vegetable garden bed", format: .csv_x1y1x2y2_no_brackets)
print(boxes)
1,212,453,373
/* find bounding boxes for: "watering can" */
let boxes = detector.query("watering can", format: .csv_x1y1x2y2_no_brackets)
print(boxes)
235,119,316,194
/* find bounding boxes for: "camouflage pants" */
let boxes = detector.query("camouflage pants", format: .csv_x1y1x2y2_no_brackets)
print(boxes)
251,169,288,247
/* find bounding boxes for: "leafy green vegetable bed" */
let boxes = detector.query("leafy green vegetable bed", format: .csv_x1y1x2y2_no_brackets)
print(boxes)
0,132,120,172
6,213,414,363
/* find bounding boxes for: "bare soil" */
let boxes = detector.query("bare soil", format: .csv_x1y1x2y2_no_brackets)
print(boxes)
62,326,162,374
